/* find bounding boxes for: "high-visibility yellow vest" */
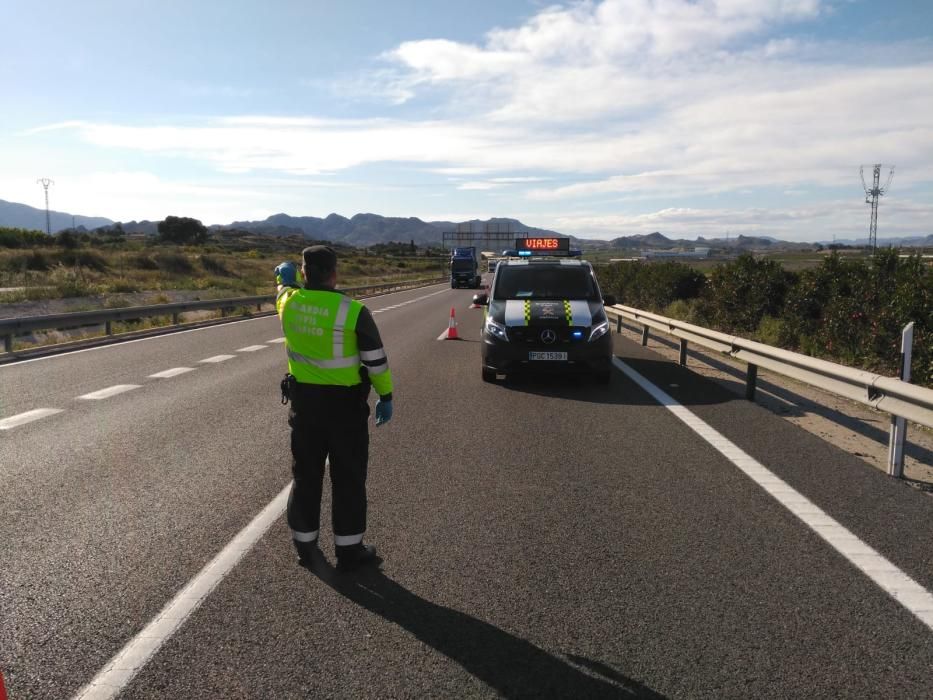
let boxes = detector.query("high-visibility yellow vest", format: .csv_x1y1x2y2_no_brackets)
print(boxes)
277,287,366,387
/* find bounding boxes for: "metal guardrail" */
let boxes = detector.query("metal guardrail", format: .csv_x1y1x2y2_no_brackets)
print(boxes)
0,277,445,354
605,304,933,476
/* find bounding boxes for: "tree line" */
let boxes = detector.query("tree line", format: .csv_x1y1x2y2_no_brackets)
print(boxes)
598,251,932,387
0,216,209,248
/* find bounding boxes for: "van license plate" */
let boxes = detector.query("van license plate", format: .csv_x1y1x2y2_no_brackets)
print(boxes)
529,352,567,361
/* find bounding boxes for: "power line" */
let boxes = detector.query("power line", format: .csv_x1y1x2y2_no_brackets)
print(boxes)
859,164,894,252
36,177,55,236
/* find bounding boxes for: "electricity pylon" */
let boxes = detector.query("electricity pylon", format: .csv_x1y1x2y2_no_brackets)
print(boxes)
859,164,894,251
36,178,54,236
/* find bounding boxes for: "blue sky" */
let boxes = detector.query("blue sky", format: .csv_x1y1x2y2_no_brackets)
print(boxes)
2,0,932,241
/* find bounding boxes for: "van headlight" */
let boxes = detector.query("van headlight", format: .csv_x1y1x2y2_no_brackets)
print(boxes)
485,317,509,342
588,320,610,342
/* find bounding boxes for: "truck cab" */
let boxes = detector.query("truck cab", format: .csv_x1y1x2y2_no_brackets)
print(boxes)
450,247,482,288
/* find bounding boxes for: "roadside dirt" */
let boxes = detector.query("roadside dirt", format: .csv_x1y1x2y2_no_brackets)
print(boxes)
615,322,933,492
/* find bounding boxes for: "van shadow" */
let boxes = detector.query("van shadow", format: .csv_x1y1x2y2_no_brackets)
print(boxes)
497,357,734,408
307,561,667,699
619,321,933,469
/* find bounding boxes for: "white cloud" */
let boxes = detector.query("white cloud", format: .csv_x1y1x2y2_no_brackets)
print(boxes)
550,197,933,241
1,171,278,224
457,182,501,190
8,0,933,238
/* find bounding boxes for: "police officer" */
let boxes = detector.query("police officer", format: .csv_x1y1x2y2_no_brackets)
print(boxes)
275,245,393,571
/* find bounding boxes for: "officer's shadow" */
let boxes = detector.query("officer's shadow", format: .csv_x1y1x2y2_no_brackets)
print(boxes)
306,559,666,699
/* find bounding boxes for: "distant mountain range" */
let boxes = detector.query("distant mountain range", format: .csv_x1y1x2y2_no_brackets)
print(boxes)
216,213,565,246
0,198,113,232
2,197,931,250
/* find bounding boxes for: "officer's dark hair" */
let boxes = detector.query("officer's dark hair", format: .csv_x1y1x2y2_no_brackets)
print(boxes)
302,245,337,286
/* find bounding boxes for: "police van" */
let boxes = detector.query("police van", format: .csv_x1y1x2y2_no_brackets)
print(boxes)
473,237,617,384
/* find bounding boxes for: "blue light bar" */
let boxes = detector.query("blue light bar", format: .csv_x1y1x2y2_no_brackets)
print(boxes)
571,330,584,338
518,250,532,257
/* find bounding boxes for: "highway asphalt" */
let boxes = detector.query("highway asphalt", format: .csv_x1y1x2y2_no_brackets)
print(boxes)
1,281,931,699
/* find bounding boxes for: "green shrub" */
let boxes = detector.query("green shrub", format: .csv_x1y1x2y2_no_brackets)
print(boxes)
778,251,930,381
2,251,52,271
0,227,50,248
699,254,795,332
154,252,194,274
107,280,141,293
598,261,706,312
60,250,109,272
130,254,160,270
663,299,706,325
200,255,232,276
756,315,784,346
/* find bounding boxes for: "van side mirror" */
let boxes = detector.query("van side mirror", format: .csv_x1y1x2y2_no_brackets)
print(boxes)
602,294,617,306
472,293,488,306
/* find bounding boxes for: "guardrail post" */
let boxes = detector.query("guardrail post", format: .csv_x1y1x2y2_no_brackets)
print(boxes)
105,321,113,336
221,307,228,318
641,325,649,346
679,339,688,367
3,334,12,353
172,312,180,325
887,322,914,478
616,316,622,334
745,364,758,401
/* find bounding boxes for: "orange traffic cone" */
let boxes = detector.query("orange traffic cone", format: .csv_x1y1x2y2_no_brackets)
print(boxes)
446,306,459,340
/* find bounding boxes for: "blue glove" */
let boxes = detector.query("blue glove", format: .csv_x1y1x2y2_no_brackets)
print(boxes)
275,261,298,287
375,399,393,426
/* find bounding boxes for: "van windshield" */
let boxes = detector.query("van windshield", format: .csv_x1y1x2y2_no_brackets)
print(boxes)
493,266,598,301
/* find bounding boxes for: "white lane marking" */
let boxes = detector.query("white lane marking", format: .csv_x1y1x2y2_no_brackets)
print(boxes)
267,337,286,343
368,287,450,313
71,484,291,700
0,408,64,430
613,357,933,631
236,345,267,353
2,283,449,367
148,367,195,379
199,354,235,363
77,385,141,400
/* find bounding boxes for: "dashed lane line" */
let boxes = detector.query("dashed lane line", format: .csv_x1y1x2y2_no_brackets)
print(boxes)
148,367,196,379
77,385,141,400
71,484,292,700
5,288,450,431
613,356,933,632
199,354,235,363
1,282,450,368
0,408,64,430
371,287,450,314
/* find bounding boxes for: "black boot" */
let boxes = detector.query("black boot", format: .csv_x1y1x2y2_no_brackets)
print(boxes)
335,543,379,571
293,539,321,567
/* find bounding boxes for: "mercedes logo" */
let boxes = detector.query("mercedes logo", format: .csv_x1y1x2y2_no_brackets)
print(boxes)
540,329,557,344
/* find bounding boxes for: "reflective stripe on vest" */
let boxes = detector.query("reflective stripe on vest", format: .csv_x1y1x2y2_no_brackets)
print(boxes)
287,347,360,369
333,295,351,358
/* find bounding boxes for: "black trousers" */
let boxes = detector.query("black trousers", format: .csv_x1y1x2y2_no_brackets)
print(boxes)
286,384,370,545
